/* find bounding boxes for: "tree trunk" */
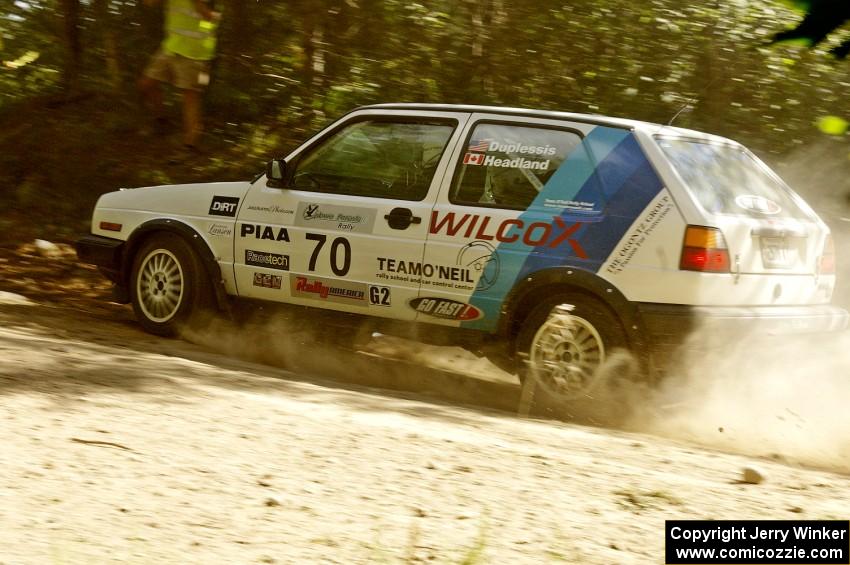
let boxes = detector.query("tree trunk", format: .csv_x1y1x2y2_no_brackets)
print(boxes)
93,0,121,92
59,0,83,95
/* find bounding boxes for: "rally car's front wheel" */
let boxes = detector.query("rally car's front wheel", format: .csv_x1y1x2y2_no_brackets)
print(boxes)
130,234,213,336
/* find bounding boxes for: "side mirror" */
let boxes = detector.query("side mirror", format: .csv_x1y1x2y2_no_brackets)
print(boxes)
266,159,287,187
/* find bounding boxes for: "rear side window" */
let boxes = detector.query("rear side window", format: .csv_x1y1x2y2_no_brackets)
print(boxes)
451,123,592,211
657,138,808,220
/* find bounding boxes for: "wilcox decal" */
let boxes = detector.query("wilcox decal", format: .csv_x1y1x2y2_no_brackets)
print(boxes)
429,211,587,255
240,224,291,242
409,297,483,321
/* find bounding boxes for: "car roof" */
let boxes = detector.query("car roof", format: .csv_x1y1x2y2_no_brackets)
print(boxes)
357,103,732,144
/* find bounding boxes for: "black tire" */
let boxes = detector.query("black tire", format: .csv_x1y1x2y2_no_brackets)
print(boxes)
514,292,637,422
129,233,214,336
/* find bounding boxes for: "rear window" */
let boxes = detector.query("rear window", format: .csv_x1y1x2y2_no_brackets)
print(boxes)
656,138,808,220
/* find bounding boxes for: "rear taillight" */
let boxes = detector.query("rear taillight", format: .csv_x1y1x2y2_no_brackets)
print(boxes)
680,226,731,273
819,234,835,275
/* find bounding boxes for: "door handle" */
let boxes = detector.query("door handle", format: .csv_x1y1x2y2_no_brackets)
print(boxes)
384,207,422,230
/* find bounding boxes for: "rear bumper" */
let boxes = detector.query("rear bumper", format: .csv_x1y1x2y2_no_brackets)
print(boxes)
639,302,849,337
637,302,849,368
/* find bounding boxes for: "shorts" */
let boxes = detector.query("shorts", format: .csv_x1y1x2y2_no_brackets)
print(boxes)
143,48,211,91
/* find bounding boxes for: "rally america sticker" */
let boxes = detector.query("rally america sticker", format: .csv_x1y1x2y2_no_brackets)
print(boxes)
290,275,368,306
409,297,484,321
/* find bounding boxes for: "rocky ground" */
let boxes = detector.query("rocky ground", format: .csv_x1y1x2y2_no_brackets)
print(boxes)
1,239,850,564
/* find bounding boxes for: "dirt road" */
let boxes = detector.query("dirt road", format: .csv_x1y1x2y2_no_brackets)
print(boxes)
2,293,850,565
2,242,850,564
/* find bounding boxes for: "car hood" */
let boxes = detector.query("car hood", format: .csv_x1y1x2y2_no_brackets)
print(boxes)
96,181,251,218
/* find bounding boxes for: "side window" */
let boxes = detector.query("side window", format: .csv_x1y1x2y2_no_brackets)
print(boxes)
451,123,592,211
291,119,455,201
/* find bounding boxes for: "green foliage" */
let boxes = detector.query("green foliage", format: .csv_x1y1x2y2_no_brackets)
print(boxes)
2,0,850,232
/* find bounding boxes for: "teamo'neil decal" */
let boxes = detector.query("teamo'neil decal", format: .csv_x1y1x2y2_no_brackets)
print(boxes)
409,297,483,321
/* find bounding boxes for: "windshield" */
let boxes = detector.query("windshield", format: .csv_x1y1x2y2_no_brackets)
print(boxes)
657,138,808,220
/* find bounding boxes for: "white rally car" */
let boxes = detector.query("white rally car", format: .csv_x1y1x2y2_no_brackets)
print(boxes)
77,103,848,400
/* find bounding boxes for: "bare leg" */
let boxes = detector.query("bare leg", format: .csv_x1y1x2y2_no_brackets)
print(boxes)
138,75,164,119
181,89,203,147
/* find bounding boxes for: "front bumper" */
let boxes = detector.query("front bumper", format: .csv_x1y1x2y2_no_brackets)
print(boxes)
75,234,124,284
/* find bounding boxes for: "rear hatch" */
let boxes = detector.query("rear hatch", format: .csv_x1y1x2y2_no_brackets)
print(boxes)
656,137,832,304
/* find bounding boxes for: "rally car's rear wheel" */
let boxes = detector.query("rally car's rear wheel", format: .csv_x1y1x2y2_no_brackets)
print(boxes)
515,292,635,418
130,234,212,336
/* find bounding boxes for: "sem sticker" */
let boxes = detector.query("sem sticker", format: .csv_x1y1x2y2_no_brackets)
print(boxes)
735,195,781,215
409,297,484,321
252,272,282,289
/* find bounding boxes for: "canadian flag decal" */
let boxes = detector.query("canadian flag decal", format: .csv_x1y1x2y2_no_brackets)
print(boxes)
463,152,485,166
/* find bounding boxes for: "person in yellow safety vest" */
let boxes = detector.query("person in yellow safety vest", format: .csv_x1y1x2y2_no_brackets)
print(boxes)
139,0,220,149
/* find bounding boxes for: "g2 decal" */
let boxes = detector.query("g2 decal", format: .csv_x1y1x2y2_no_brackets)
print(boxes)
369,286,391,306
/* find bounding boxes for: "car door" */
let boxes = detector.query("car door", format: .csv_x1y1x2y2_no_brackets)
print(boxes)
420,113,607,330
234,109,469,320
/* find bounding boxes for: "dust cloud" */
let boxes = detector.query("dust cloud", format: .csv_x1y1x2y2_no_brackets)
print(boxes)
180,308,372,378
624,327,850,473
622,144,850,472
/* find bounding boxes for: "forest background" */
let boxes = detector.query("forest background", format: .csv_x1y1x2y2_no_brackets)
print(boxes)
2,0,850,244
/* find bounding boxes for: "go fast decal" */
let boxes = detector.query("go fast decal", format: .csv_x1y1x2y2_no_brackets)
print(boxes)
457,127,666,330
409,297,483,321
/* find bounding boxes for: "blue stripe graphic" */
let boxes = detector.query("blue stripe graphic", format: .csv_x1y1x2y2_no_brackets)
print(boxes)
461,128,664,330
